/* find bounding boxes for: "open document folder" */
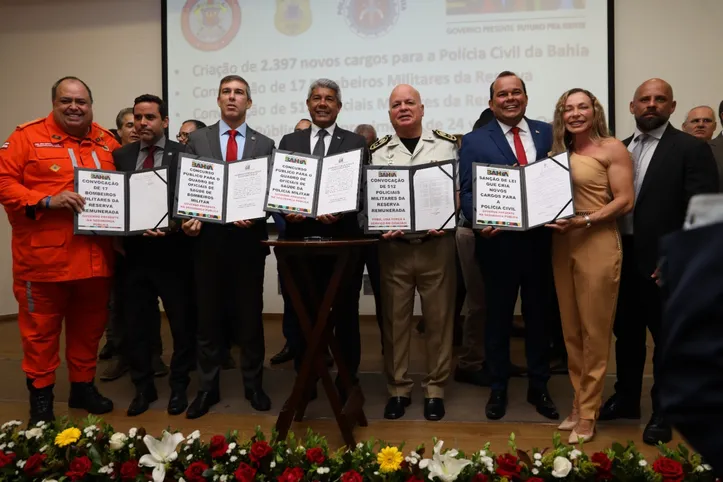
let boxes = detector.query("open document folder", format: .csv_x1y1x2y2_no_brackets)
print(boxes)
473,151,574,230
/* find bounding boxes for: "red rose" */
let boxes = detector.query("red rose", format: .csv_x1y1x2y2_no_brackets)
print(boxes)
250,441,273,464
120,460,140,481
277,467,305,482
185,460,210,482
343,470,363,482
210,434,230,459
306,447,326,465
653,458,685,482
591,452,613,479
495,454,521,479
235,461,258,482
66,456,92,481
0,452,16,469
24,453,46,476
406,476,425,482
472,474,488,482
527,478,545,482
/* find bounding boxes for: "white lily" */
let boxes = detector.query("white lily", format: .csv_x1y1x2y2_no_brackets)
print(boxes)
139,431,185,482
419,440,472,482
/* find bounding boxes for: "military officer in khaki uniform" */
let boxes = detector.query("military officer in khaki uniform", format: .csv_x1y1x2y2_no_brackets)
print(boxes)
371,84,458,422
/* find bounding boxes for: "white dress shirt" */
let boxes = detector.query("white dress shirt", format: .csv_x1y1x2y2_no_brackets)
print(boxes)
219,119,247,161
497,118,537,164
310,123,336,155
619,122,669,235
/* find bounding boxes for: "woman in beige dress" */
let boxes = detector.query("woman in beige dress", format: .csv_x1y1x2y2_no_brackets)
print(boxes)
546,89,634,443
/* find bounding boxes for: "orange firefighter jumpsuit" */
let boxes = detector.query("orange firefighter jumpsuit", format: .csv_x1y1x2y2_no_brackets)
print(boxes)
0,113,120,389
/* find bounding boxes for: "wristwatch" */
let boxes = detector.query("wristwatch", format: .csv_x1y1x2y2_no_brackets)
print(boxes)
583,215,592,228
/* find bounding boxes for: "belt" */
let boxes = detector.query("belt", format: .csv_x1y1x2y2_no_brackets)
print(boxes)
462,221,472,229
393,236,433,245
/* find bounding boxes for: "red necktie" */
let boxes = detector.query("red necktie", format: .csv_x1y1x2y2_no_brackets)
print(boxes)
143,146,156,169
511,127,528,166
226,129,238,161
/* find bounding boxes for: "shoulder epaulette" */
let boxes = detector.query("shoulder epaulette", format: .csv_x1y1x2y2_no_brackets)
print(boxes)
370,135,391,152
16,118,45,130
433,130,457,143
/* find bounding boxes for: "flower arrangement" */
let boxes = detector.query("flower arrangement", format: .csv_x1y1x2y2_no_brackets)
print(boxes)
0,417,717,481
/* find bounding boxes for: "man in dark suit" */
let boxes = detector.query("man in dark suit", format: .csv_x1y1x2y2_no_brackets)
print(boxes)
278,78,368,394
182,75,275,418
708,101,723,190
658,220,723,474
459,71,558,421
599,78,718,445
112,94,196,416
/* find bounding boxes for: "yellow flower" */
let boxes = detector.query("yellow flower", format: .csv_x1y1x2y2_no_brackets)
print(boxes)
55,427,82,447
377,446,403,473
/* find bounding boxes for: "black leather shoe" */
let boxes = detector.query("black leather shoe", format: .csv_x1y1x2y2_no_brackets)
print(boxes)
643,413,672,445
27,379,55,426
168,390,188,415
486,390,508,420
68,382,114,414
186,390,220,419
98,342,114,360
383,396,411,420
527,388,560,420
244,388,271,412
454,367,491,387
127,389,158,417
598,393,641,421
270,344,295,365
424,398,445,421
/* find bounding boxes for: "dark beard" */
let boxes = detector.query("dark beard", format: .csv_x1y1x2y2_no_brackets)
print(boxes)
635,114,668,132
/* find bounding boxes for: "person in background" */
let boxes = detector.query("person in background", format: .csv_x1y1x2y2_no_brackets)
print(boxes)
294,118,312,131
115,107,140,146
548,88,634,443
0,76,119,424
599,78,718,445
681,105,717,141
176,119,206,145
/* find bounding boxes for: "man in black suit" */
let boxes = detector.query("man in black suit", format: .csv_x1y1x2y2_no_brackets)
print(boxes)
182,75,275,418
659,219,723,474
112,94,196,416
599,78,718,445
278,78,368,394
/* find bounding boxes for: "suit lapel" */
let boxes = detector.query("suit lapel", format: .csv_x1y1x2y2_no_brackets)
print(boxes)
125,143,141,171
488,122,517,165
207,122,223,160
162,140,181,167
328,127,344,155
242,126,257,158
637,125,676,205
527,120,546,159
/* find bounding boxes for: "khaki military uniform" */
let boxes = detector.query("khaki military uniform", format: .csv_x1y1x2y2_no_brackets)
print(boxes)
370,129,458,398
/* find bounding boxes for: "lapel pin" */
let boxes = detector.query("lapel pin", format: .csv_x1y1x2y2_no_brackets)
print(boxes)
251,136,256,141
535,130,540,134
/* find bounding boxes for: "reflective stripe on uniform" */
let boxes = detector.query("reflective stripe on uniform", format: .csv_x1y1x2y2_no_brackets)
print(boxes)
25,281,34,313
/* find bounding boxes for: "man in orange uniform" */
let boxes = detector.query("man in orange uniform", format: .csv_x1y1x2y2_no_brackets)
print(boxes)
0,77,119,425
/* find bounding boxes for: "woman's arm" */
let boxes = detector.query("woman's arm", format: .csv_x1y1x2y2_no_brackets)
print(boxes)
586,138,634,225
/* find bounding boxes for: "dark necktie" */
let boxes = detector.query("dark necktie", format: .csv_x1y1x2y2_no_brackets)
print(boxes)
313,129,328,156
226,129,238,162
143,146,156,169
511,127,528,166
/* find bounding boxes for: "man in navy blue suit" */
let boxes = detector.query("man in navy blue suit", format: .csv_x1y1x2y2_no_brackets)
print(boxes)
459,71,558,420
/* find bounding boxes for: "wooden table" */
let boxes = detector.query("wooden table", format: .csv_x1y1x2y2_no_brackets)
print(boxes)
262,239,378,447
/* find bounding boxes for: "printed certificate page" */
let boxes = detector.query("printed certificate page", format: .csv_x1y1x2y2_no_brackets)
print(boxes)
225,156,269,223
474,164,523,228
366,168,412,231
413,163,456,232
128,169,169,232
524,153,574,228
316,148,363,217
266,151,319,215
175,155,225,221
76,169,126,233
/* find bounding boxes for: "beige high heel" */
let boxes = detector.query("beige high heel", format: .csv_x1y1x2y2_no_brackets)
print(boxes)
558,407,579,431
568,419,595,444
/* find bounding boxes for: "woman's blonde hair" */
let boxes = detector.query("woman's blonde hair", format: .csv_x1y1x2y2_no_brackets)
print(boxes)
551,88,610,154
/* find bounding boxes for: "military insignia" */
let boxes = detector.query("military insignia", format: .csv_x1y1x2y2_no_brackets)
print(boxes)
370,135,391,152
182,0,242,52
102,145,110,151
51,134,62,140
275,0,312,36
50,164,61,172
338,0,406,38
433,130,457,142
95,137,101,142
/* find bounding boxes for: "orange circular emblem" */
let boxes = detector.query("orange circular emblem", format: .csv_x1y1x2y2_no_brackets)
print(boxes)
181,0,242,52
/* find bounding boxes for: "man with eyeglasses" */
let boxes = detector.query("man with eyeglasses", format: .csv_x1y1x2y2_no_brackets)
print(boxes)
176,119,206,145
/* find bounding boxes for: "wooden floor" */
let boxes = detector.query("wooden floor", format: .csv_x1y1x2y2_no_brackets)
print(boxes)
0,317,677,459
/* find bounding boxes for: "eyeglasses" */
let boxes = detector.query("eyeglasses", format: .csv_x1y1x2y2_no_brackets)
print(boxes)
176,132,190,141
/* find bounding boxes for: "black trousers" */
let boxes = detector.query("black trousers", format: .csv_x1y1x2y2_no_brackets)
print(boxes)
107,254,162,356
285,253,365,378
612,235,663,411
124,257,196,393
194,226,267,392
364,244,384,348
476,229,552,391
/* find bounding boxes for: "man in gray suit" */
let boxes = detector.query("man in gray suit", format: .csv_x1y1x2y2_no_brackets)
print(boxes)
708,101,723,191
181,75,275,419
